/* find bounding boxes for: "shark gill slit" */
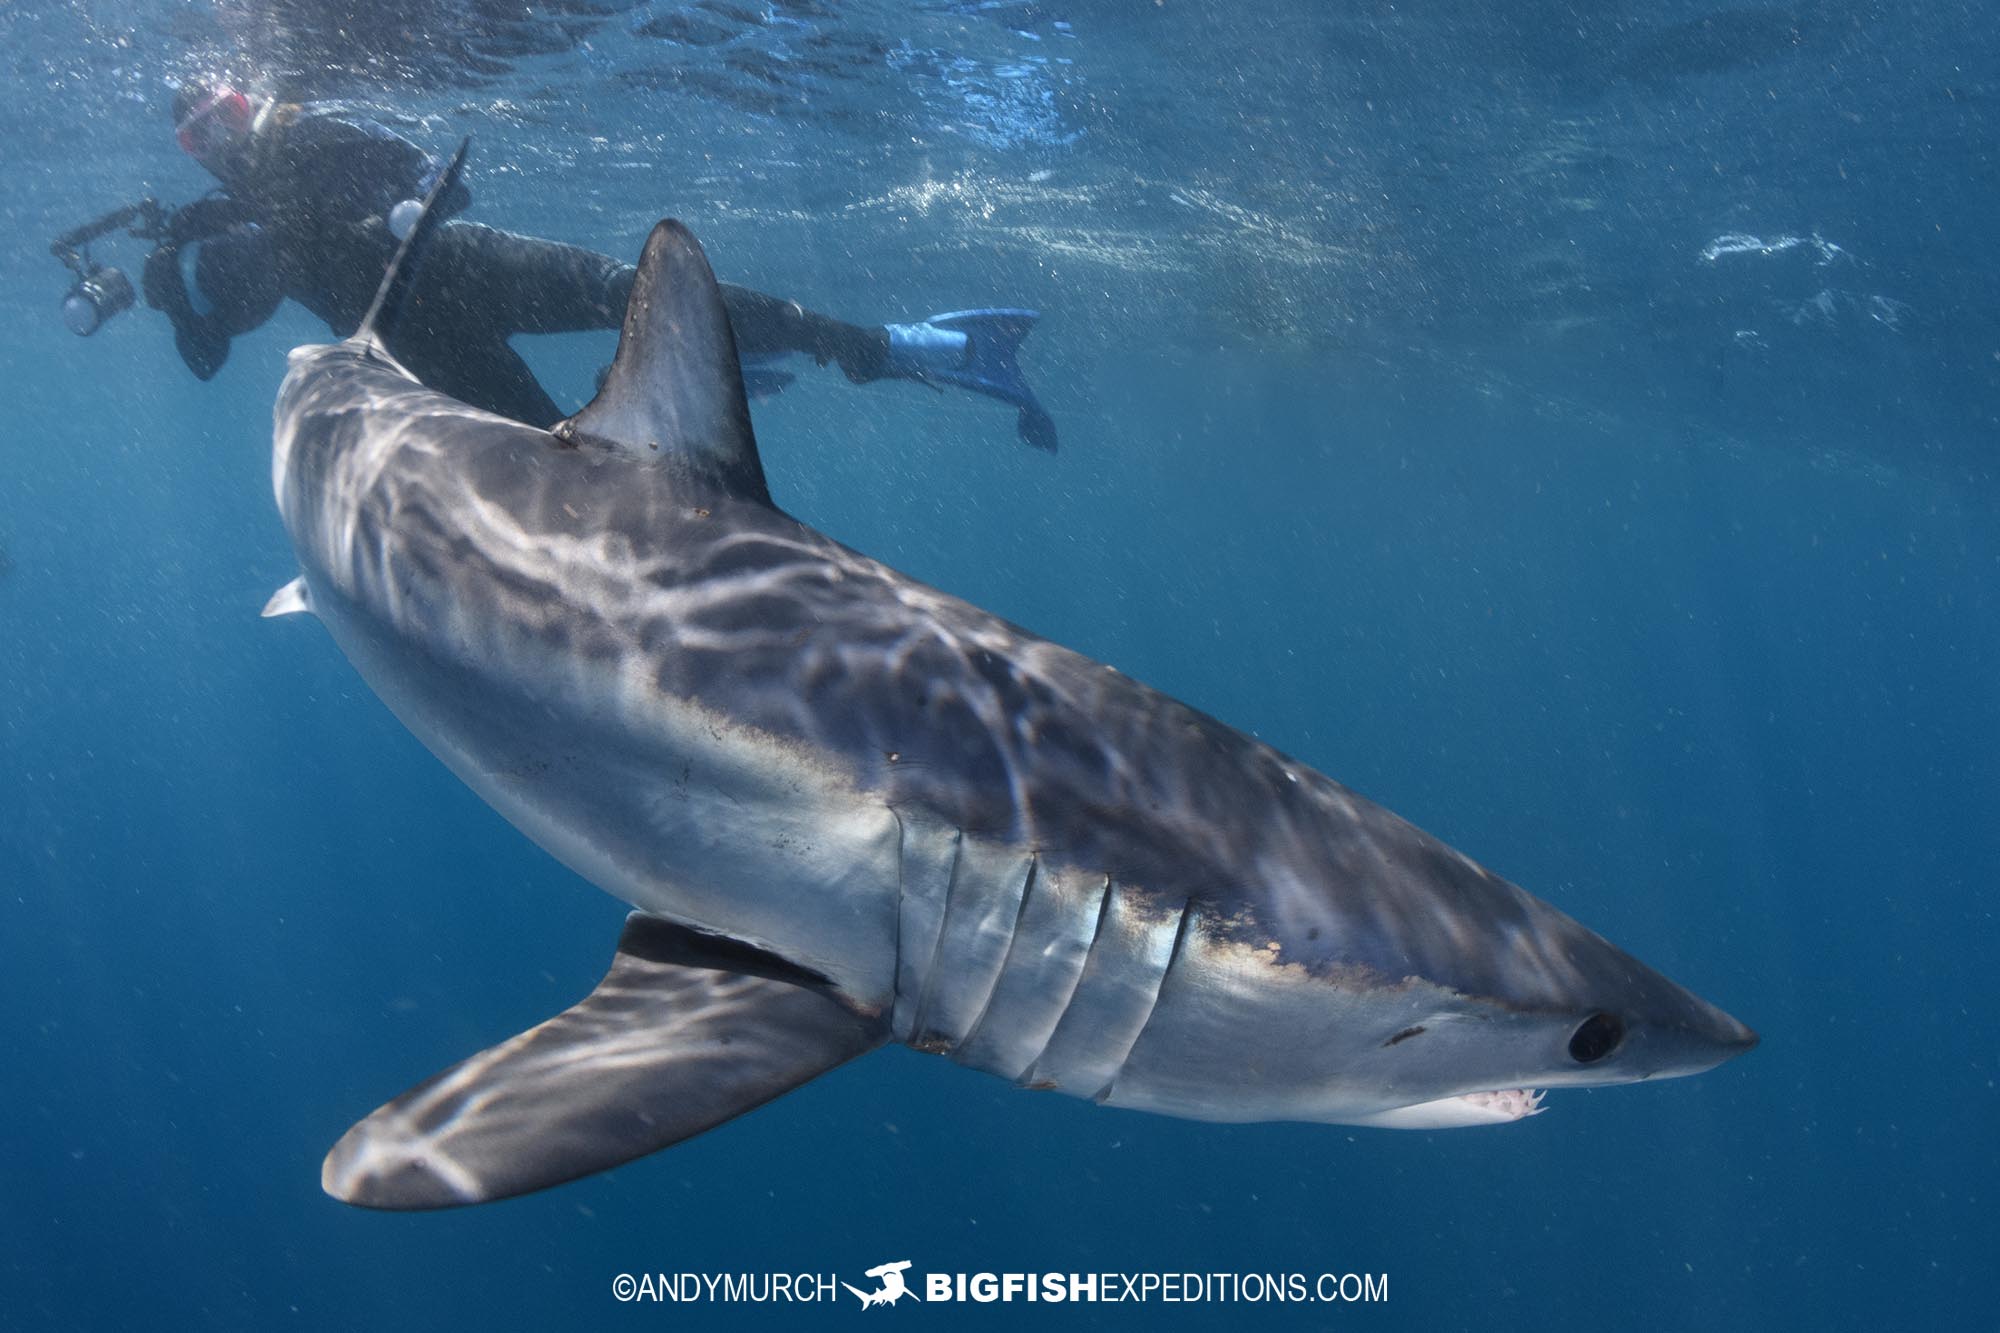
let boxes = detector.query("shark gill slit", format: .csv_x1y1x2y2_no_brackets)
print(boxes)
889,807,908,1011
1017,872,1116,1088
1094,898,1197,1104
906,826,966,1043
952,850,1042,1062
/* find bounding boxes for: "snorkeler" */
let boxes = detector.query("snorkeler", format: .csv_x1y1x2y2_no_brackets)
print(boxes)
134,81,1056,449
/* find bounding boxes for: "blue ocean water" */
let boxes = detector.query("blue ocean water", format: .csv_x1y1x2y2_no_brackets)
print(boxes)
2,1,1995,1328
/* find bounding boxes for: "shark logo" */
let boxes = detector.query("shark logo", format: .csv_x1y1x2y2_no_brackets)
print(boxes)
844,1260,920,1309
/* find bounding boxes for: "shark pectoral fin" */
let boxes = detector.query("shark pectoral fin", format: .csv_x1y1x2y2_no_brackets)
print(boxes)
554,220,771,505
321,913,886,1210
260,576,312,619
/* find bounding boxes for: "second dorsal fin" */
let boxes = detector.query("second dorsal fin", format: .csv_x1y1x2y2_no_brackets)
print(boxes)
555,220,771,506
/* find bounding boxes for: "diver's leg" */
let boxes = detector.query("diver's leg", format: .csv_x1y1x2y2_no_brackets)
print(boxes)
412,221,1053,447
715,285,890,380
419,221,631,333
388,327,568,428
426,221,892,368
390,222,598,423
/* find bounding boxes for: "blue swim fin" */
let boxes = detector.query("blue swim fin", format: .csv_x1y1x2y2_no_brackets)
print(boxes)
886,308,1057,452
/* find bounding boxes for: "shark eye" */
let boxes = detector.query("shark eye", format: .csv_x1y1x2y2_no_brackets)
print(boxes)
1568,1012,1625,1064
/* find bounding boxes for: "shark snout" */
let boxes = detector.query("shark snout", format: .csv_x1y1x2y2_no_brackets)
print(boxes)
1684,999,1759,1065
1617,984,1758,1082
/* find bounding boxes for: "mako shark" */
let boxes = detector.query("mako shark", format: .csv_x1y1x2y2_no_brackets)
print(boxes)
267,152,1754,1209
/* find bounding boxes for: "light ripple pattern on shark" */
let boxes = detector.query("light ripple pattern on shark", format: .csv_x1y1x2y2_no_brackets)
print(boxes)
268,199,1755,1209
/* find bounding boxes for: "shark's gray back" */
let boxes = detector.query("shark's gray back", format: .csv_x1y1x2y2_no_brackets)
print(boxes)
276,341,1694,1034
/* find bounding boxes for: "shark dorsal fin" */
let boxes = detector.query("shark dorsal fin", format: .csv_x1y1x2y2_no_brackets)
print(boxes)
555,220,771,506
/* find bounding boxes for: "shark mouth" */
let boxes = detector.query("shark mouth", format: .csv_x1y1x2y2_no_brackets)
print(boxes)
1346,1088,1547,1130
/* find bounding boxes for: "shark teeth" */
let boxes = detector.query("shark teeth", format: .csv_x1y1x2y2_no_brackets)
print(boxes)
1457,1088,1546,1120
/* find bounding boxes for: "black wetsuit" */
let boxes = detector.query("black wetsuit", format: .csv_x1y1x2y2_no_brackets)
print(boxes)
144,104,886,428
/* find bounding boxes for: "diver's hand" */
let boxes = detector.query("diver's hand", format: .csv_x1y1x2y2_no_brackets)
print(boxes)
140,245,182,312
174,322,228,380
142,243,229,380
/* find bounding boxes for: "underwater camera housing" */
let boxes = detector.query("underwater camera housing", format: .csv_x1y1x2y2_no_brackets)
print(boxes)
52,199,169,337
62,265,136,336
